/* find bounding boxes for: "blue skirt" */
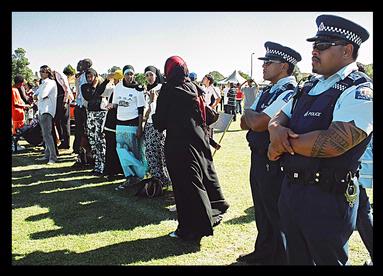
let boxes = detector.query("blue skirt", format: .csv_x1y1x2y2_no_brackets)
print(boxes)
116,125,148,179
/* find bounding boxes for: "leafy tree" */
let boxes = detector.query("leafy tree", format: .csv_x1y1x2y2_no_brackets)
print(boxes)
12,48,34,84
293,65,303,82
63,64,76,76
209,71,225,82
364,64,373,79
238,71,250,81
356,62,373,80
135,73,147,87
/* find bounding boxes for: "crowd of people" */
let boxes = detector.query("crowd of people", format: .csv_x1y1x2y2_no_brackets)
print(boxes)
11,14,373,265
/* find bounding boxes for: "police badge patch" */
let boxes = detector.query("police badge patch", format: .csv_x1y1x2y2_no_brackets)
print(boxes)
355,86,373,101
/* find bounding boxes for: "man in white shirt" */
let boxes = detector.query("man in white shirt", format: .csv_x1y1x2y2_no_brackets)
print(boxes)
35,65,58,164
202,74,221,109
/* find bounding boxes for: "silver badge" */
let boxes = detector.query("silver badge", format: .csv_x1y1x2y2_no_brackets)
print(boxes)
344,180,358,207
318,22,325,31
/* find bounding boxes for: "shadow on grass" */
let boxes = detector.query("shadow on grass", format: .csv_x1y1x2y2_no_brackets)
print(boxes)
224,206,254,225
12,154,177,241
12,235,200,265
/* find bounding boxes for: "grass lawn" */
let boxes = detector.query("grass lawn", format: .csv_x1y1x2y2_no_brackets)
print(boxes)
11,119,372,265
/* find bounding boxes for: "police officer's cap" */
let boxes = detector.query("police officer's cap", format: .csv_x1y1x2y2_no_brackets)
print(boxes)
258,41,302,66
306,14,369,47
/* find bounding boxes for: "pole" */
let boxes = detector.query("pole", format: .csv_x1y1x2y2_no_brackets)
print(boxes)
250,52,255,79
212,115,234,157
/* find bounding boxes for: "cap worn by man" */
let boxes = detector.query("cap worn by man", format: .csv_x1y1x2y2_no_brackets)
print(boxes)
306,14,369,46
258,41,302,66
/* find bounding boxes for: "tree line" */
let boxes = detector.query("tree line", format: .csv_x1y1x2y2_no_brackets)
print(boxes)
12,48,373,86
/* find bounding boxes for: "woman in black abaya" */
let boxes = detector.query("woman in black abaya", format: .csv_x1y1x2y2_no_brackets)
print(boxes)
152,56,229,242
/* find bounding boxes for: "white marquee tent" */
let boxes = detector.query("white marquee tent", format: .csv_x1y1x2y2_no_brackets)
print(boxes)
217,70,247,84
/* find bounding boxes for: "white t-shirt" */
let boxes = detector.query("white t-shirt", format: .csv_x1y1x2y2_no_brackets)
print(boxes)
222,87,230,105
112,82,146,121
204,85,221,105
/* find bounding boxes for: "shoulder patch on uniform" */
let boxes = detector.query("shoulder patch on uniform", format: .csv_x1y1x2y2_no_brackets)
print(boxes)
282,91,294,103
355,86,373,101
348,71,364,81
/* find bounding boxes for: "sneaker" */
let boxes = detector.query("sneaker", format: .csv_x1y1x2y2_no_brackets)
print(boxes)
36,157,49,161
17,145,26,151
47,160,56,165
168,205,177,212
115,176,141,191
12,144,26,153
115,183,128,191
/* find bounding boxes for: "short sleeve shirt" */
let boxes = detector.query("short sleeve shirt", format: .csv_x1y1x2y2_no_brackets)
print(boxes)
113,82,146,121
281,62,373,136
250,76,297,118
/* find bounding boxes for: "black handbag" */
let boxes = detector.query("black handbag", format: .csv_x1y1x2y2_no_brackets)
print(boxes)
205,105,219,125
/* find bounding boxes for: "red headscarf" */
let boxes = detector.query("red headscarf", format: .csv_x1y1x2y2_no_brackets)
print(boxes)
164,56,189,84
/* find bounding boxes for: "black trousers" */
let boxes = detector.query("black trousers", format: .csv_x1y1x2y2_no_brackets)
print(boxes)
54,103,70,147
103,130,123,176
72,105,87,154
249,151,286,265
225,105,236,121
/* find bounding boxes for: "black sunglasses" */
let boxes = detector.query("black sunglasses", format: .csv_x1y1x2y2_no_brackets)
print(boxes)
263,60,282,66
313,41,347,51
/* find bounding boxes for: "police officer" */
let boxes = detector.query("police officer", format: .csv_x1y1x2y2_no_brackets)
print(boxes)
267,14,372,265
238,42,301,265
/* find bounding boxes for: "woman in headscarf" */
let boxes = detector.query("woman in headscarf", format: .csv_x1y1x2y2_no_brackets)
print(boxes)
108,65,148,189
81,68,109,175
142,66,171,188
153,56,229,242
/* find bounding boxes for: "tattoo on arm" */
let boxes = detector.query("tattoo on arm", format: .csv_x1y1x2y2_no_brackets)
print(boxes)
311,121,367,157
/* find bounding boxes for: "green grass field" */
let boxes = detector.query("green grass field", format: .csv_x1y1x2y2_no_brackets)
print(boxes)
11,119,372,265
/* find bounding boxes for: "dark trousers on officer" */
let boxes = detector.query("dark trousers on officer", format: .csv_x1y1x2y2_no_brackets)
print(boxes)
278,176,359,265
249,151,286,264
357,186,373,259
72,105,87,154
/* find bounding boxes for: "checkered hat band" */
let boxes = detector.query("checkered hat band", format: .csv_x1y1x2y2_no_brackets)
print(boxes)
266,48,297,65
319,24,362,46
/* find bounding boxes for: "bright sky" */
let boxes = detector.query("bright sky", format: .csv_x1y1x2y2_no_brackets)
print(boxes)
12,12,373,83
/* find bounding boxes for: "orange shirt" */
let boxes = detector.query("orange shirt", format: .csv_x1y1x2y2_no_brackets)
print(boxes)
12,87,25,135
